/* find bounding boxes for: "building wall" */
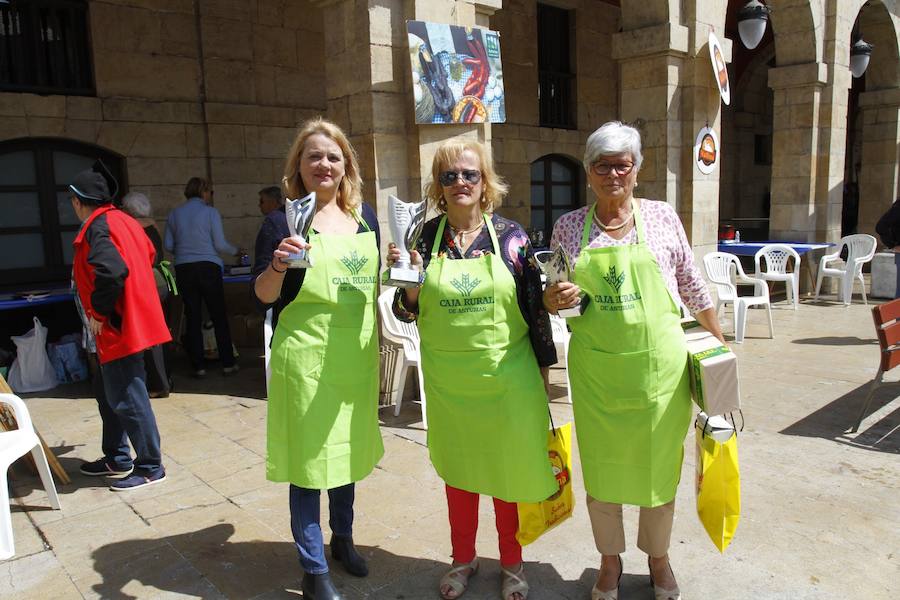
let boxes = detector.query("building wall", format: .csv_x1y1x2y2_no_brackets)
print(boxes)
0,0,327,253
490,0,620,229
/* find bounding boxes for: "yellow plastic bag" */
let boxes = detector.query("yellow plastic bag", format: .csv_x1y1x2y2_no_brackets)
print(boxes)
516,423,575,546
695,414,741,553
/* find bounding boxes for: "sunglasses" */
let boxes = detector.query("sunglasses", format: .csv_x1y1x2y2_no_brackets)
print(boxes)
591,162,635,176
438,169,482,186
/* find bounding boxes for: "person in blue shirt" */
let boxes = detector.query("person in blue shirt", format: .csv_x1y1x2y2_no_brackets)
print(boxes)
164,177,243,377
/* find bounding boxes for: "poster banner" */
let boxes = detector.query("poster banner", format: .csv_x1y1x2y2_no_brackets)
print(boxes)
708,32,731,105
407,21,506,124
694,126,720,174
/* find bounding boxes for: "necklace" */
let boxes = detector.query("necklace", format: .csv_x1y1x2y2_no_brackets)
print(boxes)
448,221,484,246
593,210,634,232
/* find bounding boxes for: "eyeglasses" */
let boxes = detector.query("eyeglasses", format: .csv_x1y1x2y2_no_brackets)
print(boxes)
438,169,482,186
591,162,635,176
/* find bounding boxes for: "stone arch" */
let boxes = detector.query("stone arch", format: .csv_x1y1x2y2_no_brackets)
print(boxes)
766,0,823,65
850,0,900,89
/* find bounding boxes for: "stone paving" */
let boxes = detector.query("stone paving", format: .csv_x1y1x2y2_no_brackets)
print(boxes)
2,295,898,599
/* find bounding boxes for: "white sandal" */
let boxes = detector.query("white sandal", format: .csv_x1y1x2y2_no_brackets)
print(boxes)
440,557,479,599
592,555,623,600
501,564,530,600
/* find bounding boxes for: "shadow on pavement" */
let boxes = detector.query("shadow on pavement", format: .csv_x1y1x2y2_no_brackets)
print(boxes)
780,381,900,454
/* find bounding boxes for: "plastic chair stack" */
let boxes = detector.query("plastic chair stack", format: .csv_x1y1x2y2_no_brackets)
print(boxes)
754,244,801,310
814,234,877,306
703,252,774,343
1,393,61,560
377,289,427,428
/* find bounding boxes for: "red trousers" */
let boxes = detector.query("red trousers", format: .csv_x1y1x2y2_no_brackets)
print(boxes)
446,484,521,567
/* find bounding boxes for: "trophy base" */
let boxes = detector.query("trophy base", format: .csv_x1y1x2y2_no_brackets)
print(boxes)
558,295,589,318
284,251,313,269
382,266,424,288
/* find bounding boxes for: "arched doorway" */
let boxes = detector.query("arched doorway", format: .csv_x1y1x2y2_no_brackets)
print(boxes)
0,138,126,287
529,154,582,246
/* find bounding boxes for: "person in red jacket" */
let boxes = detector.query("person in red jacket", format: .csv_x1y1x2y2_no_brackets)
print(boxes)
70,170,170,491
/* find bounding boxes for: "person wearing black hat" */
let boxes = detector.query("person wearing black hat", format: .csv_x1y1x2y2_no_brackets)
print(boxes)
69,169,171,491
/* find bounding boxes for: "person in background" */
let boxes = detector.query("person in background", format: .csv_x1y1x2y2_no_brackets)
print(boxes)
70,169,169,491
252,186,293,328
164,177,242,377
388,139,557,600
122,191,171,398
254,118,382,600
545,121,725,600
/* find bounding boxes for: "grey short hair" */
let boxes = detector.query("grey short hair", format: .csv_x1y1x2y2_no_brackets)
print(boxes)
583,121,643,173
122,192,152,218
258,185,283,204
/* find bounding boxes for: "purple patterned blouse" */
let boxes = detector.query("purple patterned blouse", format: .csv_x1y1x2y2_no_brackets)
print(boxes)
392,213,557,368
549,200,714,315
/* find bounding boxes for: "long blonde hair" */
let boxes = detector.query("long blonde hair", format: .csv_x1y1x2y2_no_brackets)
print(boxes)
282,117,363,212
424,140,508,213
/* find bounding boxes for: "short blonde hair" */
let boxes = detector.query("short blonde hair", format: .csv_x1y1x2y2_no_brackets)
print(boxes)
424,140,508,213
282,118,362,212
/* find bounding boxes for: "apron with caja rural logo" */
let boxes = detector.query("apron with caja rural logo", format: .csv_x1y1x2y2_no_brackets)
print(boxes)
418,214,557,503
568,200,692,507
267,214,384,489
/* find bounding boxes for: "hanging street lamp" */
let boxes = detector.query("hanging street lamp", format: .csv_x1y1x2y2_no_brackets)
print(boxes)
850,35,874,78
737,0,771,50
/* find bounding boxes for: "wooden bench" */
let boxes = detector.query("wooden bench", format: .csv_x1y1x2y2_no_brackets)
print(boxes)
851,297,900,433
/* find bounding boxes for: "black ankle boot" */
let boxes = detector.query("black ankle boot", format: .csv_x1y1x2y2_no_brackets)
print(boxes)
301,572,343,600
330,535,368,577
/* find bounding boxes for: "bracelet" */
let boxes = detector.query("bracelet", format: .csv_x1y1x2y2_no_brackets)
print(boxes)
270,260,287,273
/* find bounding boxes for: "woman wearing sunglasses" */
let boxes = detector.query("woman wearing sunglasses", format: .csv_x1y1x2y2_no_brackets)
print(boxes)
387,140,557,600
544,121,724,600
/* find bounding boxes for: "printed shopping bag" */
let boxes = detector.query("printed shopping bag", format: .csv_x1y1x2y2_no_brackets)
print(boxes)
695,412,741,553
516,422,575,545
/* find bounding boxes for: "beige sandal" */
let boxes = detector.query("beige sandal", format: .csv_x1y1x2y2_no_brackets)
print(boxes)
440,557,479,599
501,564,530,600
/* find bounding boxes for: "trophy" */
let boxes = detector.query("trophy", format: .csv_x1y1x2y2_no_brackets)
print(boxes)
284,191,316,268
382,195,426,287
541,245,588,318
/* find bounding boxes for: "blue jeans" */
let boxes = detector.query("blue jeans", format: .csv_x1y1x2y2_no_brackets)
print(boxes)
98,352,164,477
289,483,355,574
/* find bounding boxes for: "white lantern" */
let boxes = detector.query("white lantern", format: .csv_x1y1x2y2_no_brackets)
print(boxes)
850,37,874,78
737,0,771,50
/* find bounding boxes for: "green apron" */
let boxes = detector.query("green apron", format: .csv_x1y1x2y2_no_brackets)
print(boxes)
418,215,557,503
267,214,384,489
568,200,692,507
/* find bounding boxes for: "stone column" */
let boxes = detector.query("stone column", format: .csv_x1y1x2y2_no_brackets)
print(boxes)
856,88,900,238
311,0,499,250
767,62,828,241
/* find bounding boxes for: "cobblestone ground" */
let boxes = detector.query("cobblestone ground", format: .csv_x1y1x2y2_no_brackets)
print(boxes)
2,296,898,599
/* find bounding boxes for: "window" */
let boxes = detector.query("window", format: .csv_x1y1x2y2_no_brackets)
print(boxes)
0,0,94,95
538,3,575,129
530,155,581,246
0,139,124,287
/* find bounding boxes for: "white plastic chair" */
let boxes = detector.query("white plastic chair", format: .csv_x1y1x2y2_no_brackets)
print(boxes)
377,289,427,428
703,252,774,343
754,244,802,310
0,393,61,560
263,308,273,393
548,314,572,404
814,234,877,306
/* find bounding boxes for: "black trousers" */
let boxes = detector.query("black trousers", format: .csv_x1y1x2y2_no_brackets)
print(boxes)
175,261,235,370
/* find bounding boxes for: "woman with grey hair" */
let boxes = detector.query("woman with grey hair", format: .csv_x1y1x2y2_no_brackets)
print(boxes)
544,121,724,600
122,191,172,398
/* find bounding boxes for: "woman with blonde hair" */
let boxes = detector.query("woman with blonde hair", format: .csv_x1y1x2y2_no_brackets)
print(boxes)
387,140,557,600
254,117,382,600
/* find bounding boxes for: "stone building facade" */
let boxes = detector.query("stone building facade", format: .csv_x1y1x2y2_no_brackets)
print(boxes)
1,0,898,289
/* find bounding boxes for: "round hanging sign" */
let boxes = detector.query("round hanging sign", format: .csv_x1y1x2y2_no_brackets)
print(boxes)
694,126,719,174
708,32,731,105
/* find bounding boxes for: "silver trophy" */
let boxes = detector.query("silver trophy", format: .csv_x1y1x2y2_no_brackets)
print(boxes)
284,191,316,268
382,195,426,287
541,245,588,318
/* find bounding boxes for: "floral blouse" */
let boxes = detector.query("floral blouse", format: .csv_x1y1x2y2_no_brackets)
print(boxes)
549,200,714,314
393,213,557,368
